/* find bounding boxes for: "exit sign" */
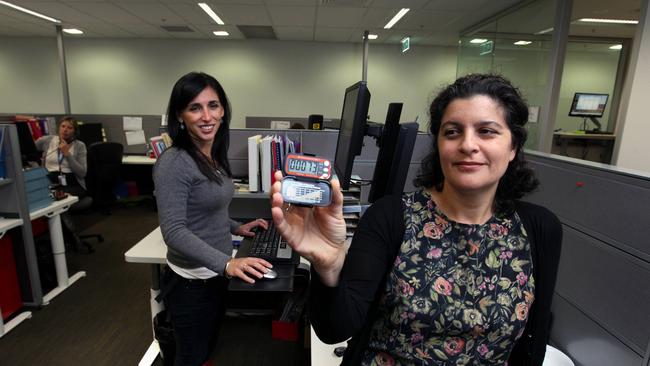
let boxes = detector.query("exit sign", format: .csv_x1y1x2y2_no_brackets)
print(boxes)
401,37,410,53
479,40,494,55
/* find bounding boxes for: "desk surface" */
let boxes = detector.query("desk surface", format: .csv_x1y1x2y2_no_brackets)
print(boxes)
29,195,78,220
554,131,616,140
124,227,166,264
122,155,157,165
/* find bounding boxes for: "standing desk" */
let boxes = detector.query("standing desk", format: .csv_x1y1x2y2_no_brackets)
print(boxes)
30,195,85,304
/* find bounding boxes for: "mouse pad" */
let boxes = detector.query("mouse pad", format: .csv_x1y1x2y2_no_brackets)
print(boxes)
228,264,295,292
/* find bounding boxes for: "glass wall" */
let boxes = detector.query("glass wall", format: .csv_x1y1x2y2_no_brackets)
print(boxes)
457,0,557,150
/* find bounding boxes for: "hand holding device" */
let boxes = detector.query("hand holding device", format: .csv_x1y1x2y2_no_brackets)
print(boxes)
59,139,71,156
270,170,347,286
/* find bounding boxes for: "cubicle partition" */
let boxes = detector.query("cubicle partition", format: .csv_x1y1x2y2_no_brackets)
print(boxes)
524,151,650,366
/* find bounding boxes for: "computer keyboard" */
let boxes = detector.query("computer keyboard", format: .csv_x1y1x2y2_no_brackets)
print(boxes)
249,223,293,262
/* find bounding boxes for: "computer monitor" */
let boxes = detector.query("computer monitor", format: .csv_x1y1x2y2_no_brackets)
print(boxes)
15,122,40,167
368,122,419,203
333,81,370,190
569,92,609,131
367,103,402,202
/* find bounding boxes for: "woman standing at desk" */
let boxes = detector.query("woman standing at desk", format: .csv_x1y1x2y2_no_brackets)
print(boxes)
271,74,562,365
35,116,87,198
154,72,272,366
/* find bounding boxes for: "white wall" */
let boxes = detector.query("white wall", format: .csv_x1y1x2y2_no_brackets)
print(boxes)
615,0,650,173
0,37,457,129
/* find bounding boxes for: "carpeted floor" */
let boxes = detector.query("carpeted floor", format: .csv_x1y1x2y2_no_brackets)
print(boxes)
0,203,308,365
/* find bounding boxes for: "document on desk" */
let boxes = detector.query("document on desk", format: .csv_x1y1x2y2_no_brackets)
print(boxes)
248,135,262,192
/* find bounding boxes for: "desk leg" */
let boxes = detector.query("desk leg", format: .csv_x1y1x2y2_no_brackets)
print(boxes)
0,311,32,338
42,213,87,304
139,264,164,366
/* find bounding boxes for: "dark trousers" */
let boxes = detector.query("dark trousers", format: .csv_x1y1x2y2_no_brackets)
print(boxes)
162,268,229,366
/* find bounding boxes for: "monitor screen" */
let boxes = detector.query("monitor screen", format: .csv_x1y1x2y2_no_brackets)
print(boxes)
78,123,104,146
569,93,609,117
333,81,370,190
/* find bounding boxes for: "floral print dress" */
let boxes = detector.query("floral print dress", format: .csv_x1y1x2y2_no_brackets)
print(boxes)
361,190,535,366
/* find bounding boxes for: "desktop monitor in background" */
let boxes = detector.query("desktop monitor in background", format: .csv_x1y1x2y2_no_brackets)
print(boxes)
333,81,370,190
569,92,609,131
78,123,104,146
367,103,402,202
15,122,40,167
368,122,419,203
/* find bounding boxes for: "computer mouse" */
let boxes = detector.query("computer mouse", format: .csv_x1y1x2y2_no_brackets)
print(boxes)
262,269,278,280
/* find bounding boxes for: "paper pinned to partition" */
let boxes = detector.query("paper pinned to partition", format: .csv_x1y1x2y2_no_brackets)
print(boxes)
123,116,143,131
125,130,146,146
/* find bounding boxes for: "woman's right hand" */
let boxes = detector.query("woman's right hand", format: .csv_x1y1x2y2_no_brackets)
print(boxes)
270,171,347,286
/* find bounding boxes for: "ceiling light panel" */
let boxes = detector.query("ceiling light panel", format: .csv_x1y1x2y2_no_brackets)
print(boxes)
63,28,83,34
384,8,409,29
198,3,225,25
0,1,60,23
578,18,638,24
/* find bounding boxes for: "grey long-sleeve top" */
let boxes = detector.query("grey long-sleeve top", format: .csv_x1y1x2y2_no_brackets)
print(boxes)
35,135,87,189
153,147,240,274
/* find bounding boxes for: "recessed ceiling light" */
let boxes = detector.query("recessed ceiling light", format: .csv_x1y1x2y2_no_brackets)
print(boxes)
470,38,488,44
578,18,638,24
63,28,83,35
609,44,623,50
384,8,409,29
213,31,229,37
198,3,225,25
514,40,532,45
0,0,60,23
367,34,378,40
535,27,554,35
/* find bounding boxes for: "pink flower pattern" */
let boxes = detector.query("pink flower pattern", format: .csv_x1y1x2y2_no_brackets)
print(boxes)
362,191,535,365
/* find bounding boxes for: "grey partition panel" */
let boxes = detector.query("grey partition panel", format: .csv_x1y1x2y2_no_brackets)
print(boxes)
524,152,650,366
526,156,650,261
556,226,650,353
551,295,643,366
245,116,340,129
71,114,163,155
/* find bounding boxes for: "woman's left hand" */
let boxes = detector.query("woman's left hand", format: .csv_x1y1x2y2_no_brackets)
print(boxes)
234,218,269,237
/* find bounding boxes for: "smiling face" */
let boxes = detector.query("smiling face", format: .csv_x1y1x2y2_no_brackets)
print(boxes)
179,86,224,155
437,94,516,196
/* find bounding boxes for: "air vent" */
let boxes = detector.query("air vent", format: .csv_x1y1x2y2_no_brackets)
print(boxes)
237,25,276,39
160,25,194,33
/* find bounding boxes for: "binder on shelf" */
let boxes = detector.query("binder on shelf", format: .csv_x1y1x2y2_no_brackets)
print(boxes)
259,136,273,193
247,135,262,192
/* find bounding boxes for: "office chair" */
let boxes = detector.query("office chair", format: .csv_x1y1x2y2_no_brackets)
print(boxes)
65,142,123,252
85,142,124,214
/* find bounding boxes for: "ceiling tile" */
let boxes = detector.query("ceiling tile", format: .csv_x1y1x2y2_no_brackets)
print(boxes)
316,6,366,27
264,0,318,5
273,26,314,41
112,2,186,24
71,22,136,37
63,2,144,23
369,0,430,9
12,2,102,23
165,3,215,25
212,4,272,25
267,6,316,27
396,10,463,31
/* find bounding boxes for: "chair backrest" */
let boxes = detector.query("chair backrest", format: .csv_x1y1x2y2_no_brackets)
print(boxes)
86,142,124,209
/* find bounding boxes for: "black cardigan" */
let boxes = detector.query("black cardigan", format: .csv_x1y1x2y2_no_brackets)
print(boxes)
309,194,562,365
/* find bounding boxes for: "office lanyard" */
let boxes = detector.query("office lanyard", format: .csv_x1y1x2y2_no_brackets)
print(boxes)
57,138,67,186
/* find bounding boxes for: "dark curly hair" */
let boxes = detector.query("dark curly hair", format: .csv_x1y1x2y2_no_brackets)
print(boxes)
414,74,539,214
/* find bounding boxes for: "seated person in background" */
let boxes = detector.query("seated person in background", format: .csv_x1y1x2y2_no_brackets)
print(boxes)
270,74,563,365
36,116,87,198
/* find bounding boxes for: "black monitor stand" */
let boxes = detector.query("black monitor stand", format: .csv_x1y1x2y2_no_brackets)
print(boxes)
581,117,602,132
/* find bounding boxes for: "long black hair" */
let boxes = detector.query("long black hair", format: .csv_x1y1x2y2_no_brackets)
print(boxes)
166,72,232,183
414,74,539,214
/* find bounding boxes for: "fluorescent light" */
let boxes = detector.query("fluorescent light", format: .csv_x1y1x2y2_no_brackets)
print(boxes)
535,27,554,35
470,38,487,44
213,30,229,36
384,8,409,29
198,3,224,25
63,28,83,35
578,18,638,24
367,34,378,40
0,1,60,23
609,44,623,50
514,40,532,45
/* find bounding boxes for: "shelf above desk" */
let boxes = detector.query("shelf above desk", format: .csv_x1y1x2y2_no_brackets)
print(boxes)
122,155,157,165
553,131,616,140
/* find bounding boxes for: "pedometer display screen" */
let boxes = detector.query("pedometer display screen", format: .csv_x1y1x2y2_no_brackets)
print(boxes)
284,153,331,180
